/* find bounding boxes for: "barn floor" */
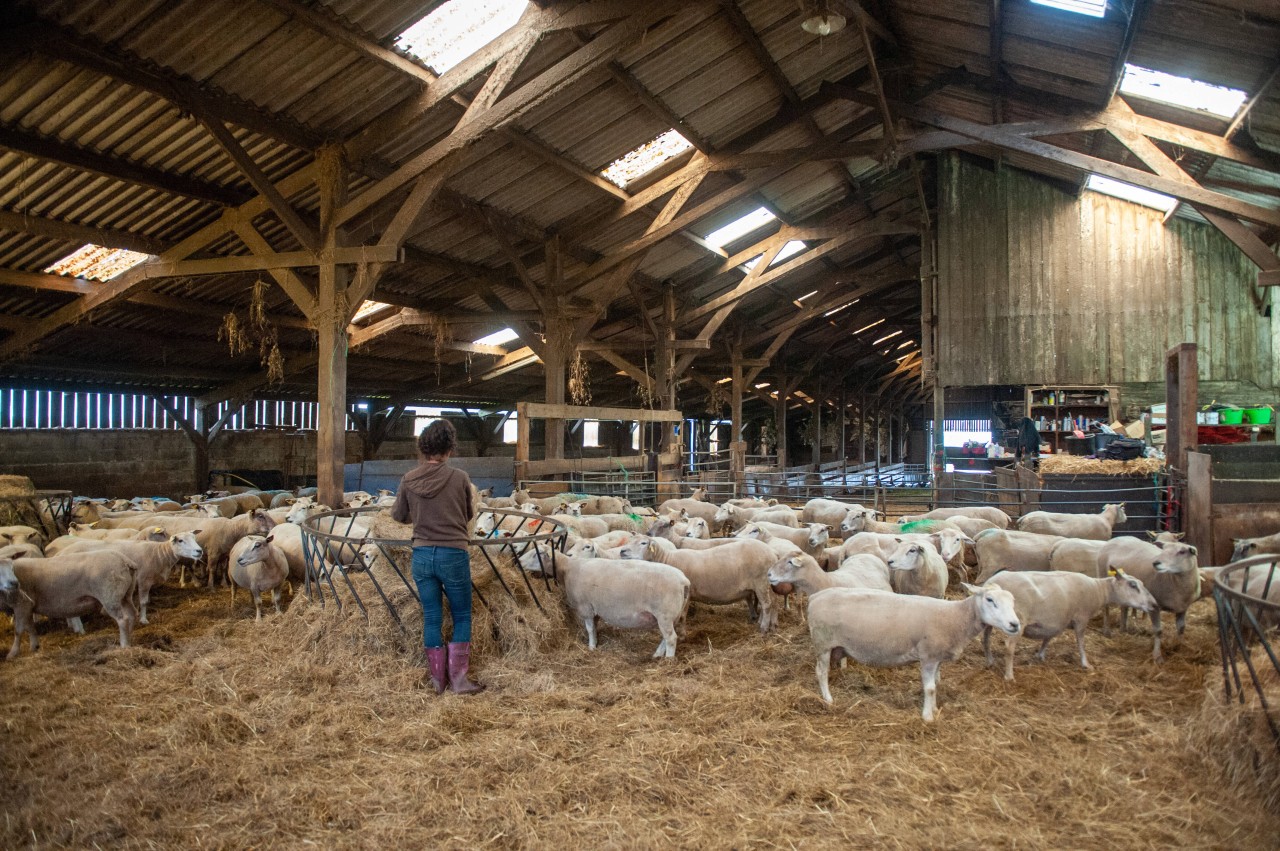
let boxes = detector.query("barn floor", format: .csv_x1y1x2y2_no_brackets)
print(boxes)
2,568,1278,849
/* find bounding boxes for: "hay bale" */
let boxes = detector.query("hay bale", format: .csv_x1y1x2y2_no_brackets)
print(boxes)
1185,647,1280,816
0,474,35,497
1039,455,1164,476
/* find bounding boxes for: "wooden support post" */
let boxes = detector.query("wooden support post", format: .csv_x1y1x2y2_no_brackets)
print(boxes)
810,396,822,469
874,404,882,473
659,285,679,454
858,394,868,467
315,146,351,509
776,379,789,471
1165,343,1198,472
543,322,572,462
730,347,745,494
839,387,848,488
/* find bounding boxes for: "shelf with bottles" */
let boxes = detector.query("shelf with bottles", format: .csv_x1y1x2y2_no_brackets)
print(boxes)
1024,385,1120,452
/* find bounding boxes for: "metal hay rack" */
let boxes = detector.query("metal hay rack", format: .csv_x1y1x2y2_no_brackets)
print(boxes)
299,505,570,634
1212,554,1280,744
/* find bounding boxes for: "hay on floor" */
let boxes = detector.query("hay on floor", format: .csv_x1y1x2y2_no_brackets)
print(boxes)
2,567,1278,847
1038,454,1164,476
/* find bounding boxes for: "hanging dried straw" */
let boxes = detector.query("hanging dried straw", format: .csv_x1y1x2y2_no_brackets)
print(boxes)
568,351,592,406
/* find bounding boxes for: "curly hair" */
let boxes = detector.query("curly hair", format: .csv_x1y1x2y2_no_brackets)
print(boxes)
417,419,458,459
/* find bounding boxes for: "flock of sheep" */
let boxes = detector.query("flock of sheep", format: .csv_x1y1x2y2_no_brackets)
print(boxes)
0,487,392,657
2,481,1277,724
482,489,1279,722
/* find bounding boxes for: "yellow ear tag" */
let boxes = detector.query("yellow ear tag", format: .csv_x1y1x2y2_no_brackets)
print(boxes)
1108,568,1119,577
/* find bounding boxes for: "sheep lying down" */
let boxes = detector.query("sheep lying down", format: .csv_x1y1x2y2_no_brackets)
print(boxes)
809,585,1021,721
982,570,1157,681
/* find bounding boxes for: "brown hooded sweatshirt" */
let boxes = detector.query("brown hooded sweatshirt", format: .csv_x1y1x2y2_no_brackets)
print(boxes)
390,461,474,550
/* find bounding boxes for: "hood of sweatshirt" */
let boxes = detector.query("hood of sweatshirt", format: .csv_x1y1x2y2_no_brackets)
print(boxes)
400,461,461,499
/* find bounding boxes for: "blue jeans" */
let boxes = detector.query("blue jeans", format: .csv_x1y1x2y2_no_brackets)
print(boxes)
411,546,473,648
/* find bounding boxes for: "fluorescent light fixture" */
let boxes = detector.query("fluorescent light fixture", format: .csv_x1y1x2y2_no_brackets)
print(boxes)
473,327,520,346
1119,64,1247,119
352,300,393,322
703,207,776,250
853,318,885,335
44,244,152,281
754,382,771,389
1085,174,1177,212
600,129,693,188
874,330,902,345
824,298,858,317
742,240,807,272
1030,0,1106,17
396,0,529,74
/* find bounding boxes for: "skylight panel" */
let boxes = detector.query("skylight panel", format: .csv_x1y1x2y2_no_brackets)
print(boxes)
352,300,393,322
824,298,859,317
1119,65,1247,119
473,327,520,347
396,0,529,74
599,130,693,188
44,244,152,282
742,240,808,273
1030,0,1106,18
1085,175,1177,212
704,208,777,250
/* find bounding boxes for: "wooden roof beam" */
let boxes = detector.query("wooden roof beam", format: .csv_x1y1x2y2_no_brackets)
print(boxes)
5,14,324,152
0,123,248,207
0,209,167,256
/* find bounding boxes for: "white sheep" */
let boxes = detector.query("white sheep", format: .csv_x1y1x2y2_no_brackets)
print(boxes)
901,506,1010,530
1096,538,1200,662
3,552,140,658
228,534,292,621
1231,531,1280,562
767,552,891,596
982,569,1158,680
618,535,779,632
0,525,44,547
734,520,828,556
657,498,721,525
713,503,799,531
519,546,690,657
885,538,948,598
47,532,203,624
1016,503,1126,540
839,510,898,536
801,498,868,529
973,529,1067,584
808,585,1022,720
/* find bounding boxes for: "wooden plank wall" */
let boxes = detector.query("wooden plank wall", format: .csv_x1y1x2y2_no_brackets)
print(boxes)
937,153,1279,390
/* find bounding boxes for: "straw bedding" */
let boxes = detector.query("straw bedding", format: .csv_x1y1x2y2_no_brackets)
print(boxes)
1038,455,1165,476
2,554,1278,848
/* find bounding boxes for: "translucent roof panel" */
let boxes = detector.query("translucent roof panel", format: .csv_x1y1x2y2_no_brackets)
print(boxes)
474,327,520,346
1085,175,1177,212
44,244,152,282
703,207,777,249
1119,65,1247,120
1030,0,1106,18
396,0,530,74
352,300,393,322
742,240,807,273
599,130,693,188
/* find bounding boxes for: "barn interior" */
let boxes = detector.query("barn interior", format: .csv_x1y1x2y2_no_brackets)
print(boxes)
2,0,1280,845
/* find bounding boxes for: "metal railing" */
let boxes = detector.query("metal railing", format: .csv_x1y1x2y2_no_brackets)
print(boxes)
517,469,658,508
300,506,570,634
0,490,73,539
1212,555,1280,743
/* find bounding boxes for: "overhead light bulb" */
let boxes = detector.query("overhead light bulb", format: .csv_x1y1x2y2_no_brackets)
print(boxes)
801,13,846,36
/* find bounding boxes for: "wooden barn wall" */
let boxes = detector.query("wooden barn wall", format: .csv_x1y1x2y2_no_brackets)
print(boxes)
937,153,1279,391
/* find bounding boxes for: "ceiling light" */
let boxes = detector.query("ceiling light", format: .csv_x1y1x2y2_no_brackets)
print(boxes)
799,0,846,35
896,339,915,349
473,327,520,346
1085,175,1176,212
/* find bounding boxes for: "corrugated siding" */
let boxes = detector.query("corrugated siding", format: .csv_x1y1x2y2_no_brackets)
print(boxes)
937,152,1277,389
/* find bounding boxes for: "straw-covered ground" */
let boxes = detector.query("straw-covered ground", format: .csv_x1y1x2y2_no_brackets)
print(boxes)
3,545,1279,849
